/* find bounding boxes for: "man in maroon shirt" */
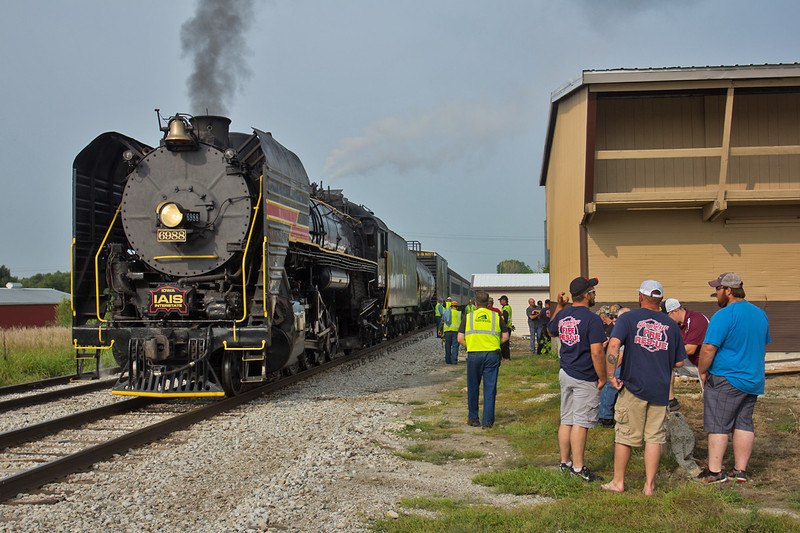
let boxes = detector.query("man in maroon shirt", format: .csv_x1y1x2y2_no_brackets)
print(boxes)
665,298,710,410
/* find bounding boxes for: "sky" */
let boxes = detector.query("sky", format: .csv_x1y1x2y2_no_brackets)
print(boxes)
1,0,799,279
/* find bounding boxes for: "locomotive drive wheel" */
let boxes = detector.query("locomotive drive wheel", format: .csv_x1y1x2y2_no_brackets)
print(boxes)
221,352,247,396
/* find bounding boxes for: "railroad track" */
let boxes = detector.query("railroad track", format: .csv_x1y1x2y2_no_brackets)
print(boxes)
0,328,434,502
0,367,122,398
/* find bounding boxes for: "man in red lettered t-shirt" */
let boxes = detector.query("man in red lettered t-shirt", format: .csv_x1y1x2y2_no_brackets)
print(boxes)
665,298,710,411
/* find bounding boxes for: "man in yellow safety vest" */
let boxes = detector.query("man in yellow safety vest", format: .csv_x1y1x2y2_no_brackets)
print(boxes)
458,291,509,428
499,295,513,360
441,301,462,364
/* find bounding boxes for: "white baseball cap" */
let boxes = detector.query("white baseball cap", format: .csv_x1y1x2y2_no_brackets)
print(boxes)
664,298,681,313
639,280,663,298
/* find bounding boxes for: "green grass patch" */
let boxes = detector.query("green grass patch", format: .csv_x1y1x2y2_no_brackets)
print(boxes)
395,443,484,465
396,417,453,440
474,465,591,498
398,495,481,512
372,483,800,532
0,326,114,386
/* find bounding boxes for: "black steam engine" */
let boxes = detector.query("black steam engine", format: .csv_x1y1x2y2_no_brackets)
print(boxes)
71,112,440,397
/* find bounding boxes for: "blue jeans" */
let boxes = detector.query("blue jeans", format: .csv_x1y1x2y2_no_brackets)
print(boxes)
443,331,459,364
435,316,442,335
528,323,542,352
467,350,500,426
599,366,621,420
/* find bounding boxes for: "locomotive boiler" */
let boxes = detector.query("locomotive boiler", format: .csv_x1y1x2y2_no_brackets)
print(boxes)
71,112,437,397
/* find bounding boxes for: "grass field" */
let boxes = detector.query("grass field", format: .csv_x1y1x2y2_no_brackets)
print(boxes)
0,326,113,386
371,338,800,532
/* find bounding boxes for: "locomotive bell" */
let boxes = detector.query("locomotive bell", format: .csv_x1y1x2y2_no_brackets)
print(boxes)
163,117,197,151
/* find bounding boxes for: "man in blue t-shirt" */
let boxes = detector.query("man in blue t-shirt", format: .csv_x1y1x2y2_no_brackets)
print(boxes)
694,272,771,485
548,277,607,482
601,280,686,495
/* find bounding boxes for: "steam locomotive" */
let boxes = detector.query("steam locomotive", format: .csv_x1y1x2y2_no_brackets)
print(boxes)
71,112,470,397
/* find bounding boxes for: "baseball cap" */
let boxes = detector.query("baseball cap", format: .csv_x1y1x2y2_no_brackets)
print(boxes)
569,277,598,297
664,298,681,313
708,272,743,289
639,280,663,298
499,295,508,302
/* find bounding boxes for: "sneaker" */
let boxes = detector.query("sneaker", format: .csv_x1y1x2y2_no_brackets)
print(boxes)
668,398,681,412
466,419,480,427
559,461,573,473
694,466,727,484
570,466,603,482
728,469,748,482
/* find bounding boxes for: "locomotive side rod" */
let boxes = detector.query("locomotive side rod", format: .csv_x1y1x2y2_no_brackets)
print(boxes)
0,327,434,502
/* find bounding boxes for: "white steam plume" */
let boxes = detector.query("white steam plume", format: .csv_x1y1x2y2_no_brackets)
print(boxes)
323,95,534,180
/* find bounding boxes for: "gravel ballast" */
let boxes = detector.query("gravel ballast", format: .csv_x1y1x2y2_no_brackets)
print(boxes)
0,333,545,532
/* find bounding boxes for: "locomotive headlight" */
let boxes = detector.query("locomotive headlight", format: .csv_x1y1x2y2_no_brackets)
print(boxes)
158,202,184,228
224,148,237,162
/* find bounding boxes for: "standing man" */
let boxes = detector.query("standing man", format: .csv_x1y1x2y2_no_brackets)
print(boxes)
695,273,770,484
526,298,542,354
440,301,462,365
458,291,509,428
434,299,444,337
664,298,710,411
548,277,607,481
538,299,552,354
601,280,686,495
499,295,513,360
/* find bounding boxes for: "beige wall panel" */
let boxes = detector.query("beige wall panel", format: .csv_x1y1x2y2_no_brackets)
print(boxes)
595,158,718,194
586,208,800,303
545,88,588,298
594,95,725,194
729,92,800,189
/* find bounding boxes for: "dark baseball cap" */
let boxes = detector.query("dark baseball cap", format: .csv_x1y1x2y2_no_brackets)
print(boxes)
569,277,598,297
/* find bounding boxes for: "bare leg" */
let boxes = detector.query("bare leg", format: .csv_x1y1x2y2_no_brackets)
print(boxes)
570,425,588,470
732,429,754,471
601,443,629,492
558,424,572,464
708,433,729,472
643,443,661,495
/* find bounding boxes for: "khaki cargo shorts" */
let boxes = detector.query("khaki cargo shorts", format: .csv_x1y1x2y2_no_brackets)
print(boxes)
614,388,667,446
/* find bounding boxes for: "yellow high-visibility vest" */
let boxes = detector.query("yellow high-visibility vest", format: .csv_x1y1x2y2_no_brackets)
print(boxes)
435,303,443,317
464,308,501,352
443,309,461,332
502,304,513,328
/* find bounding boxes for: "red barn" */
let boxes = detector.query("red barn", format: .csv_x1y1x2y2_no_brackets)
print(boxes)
0,284,69,328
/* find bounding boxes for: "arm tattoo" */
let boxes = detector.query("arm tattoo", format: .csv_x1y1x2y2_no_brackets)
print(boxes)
606,352,618,365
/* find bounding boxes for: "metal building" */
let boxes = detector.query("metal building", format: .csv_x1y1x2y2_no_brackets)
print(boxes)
0,284,69,328
540,65,800,352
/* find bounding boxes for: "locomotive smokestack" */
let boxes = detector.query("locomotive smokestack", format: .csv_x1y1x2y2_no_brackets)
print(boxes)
191,115,231,150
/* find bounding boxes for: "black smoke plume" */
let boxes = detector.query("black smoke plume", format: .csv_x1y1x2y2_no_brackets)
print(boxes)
181,0,255,115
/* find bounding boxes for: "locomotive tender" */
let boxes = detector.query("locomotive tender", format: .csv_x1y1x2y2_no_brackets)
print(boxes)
71,113,464,397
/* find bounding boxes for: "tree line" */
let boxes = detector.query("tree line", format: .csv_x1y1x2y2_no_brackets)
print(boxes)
0,265,70,293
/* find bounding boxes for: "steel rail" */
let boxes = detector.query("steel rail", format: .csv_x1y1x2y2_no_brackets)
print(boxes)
0,379,116,414
0,397,153,450
0,367,121,397
0,328,433,502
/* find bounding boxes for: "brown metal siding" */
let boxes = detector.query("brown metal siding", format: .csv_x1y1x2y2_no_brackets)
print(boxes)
0,305,58,328
601,300,795,353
